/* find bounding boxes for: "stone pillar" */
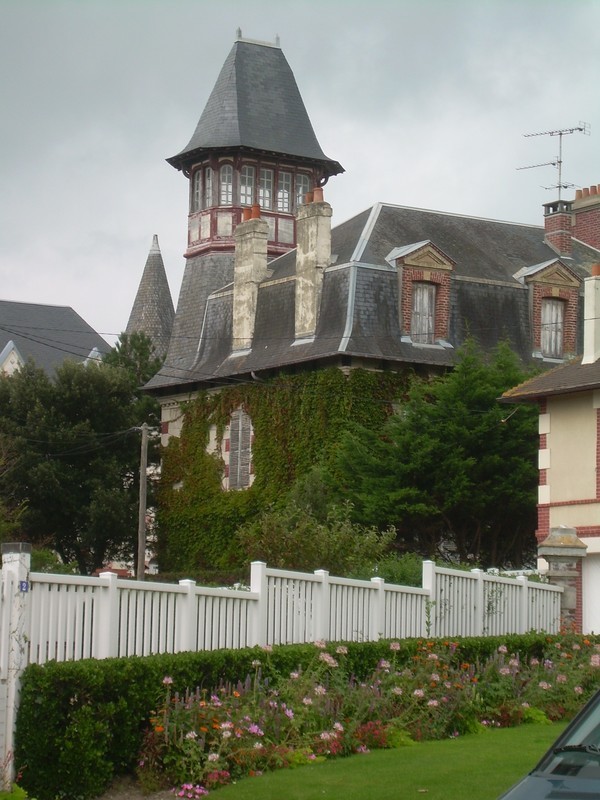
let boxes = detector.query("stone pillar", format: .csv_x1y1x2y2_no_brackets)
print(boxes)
538,525,587,631
232,215,269,352
295,192,332,340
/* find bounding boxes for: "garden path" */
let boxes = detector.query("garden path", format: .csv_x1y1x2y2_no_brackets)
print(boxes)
98,776,173,799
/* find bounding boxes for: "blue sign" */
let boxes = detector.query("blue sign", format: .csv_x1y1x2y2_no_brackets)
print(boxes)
19,581,29,593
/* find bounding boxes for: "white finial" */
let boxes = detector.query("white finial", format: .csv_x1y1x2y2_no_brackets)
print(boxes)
151,234,160,253
236,27,242,40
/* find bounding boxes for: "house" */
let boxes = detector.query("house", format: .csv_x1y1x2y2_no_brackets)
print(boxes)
502,260,600,633
142,33,600,494
0,299,109,376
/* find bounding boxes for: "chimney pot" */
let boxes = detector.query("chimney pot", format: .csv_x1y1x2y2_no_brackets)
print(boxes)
313,187,324,202
576,189,583,200
251,203,261,219
304,191,314,205
583,187,590,198
591,186,598,196
242,207,252,221
593,264,600,277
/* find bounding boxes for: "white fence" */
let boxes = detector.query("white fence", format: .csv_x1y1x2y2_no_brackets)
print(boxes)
0,545,563,785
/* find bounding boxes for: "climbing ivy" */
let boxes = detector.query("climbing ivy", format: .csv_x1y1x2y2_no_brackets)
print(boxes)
156,368,408,574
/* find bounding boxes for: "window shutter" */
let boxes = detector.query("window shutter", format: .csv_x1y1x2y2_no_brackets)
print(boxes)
411,283,435,344
228,408,253,489
541,298,564,358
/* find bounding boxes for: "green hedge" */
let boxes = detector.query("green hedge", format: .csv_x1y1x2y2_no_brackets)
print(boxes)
15,633,560,800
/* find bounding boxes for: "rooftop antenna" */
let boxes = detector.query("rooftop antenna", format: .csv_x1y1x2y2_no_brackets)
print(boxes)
517,122,590,201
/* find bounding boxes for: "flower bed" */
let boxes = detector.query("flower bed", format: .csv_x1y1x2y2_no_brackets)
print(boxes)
139,634,600,795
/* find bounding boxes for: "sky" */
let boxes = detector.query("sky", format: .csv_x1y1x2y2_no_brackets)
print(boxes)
1,0,599,346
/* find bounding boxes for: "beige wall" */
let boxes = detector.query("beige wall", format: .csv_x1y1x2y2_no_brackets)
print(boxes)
546,393,596,503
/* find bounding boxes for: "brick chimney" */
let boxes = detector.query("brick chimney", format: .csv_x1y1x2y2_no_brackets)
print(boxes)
232,208,269,351
543,199,573,256
295,187,332,339
572,184,600,250
582,264,600,364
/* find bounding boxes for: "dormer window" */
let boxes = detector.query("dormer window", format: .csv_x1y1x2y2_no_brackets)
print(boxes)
220,164,233,205
411,282,436,344
541,298,565,358
240,165,255,206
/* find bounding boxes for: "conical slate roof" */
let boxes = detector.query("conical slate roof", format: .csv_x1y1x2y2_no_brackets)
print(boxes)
126,235,174,359
167,37,343,177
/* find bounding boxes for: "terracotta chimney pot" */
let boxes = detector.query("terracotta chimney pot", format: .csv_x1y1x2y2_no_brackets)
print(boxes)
304,191,314,205
583,187,590,198
576,189,583,200
593,264,600,277
242,207,252,221
313,186,324,202
251,203,261,219
591,186,598,196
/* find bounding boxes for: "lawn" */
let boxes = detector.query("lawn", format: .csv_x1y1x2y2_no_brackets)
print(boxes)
211,722,566,800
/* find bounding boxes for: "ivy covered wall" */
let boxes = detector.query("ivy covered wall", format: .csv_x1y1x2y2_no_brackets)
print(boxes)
157,368,408,574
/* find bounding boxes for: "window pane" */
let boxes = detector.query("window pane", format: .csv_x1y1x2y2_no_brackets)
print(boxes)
204,167,213,208
240,165,255,206
277,171,292,212
541,298,564,358
191,170,201,211
220,164,233,205
296,174,310,208
259,168,273,209
411,282,435,344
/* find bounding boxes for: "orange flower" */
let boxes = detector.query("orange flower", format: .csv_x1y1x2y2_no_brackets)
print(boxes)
233,690,241,697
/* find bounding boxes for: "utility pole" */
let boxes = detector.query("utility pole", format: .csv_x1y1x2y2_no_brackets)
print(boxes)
136,422,149,581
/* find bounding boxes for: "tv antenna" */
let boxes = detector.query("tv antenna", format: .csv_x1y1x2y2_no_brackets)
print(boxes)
517,122,590,201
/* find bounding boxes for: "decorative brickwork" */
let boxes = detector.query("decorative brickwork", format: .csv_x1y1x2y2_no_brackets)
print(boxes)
400,268,452,340
572,186,600,250
531,282,579,356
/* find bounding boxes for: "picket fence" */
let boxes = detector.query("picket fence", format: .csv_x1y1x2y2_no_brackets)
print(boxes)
0,545,563,784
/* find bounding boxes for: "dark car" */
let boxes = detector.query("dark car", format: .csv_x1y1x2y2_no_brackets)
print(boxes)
499,688,600,798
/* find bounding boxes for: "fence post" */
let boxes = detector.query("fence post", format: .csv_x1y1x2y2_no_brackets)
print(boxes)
250,561,268,647
471,569,484,637
370,577,386,641
1,543,32,789
177,580,197,653
516,575,529,634
93,572,119,659
313,570,330,642
421,560,436,637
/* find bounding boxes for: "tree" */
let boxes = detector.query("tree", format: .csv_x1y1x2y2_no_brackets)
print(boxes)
0,333,160,574
333,341,539,568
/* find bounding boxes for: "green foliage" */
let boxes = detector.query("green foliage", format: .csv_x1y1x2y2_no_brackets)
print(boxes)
16,633,598,800
0,786,35,800
157,369,407,572
236,502,395,574
0,334,160,574
334,340,539,567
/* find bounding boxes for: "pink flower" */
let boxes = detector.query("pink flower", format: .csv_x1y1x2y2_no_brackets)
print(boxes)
162,675,173,685
390,641,401,651
538,681,551,690
556,674,567,683
414,688,425,698
314,639,327,649
575,686,584,695
498,645,508,654
427,699,439,707
336,645,348,655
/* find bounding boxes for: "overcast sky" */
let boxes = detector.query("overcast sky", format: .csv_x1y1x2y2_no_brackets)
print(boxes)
1,0,599,346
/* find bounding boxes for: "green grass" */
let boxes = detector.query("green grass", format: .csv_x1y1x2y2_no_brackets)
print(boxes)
212,723,566,800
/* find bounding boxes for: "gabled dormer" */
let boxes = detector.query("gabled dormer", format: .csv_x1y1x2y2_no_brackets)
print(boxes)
387,240,455,347
167,33,343,261
514,259,581,361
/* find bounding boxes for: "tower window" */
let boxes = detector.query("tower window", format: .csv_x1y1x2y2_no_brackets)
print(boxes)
240,165,255,206
259,168,273,210
220,164,233,205
277,171,292,212
541,298,565,358
411,282,436,344
296,174,310,208
203,166,213,209
191,170,201,212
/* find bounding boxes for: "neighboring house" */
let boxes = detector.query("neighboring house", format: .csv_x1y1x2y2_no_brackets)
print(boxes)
141,33,600,493
0,299,110,377
502,261,600,633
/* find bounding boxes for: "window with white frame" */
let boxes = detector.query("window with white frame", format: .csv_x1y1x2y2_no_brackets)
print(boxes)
203,166,213,208
191,170,201,212
228,408,253,490
259,168,273,209
240,165,255,206
220,164,233,205
411,282,436,344
541,297,565,358
277,171,292,212
296,174,310,208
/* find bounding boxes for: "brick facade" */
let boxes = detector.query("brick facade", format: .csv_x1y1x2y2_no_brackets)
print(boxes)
572,185,600,250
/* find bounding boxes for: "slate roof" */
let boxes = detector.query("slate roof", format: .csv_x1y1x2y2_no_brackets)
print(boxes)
126,235,175,359
0,300,110,377
167,38,343,177
501,357,600,402
146,202,600,394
